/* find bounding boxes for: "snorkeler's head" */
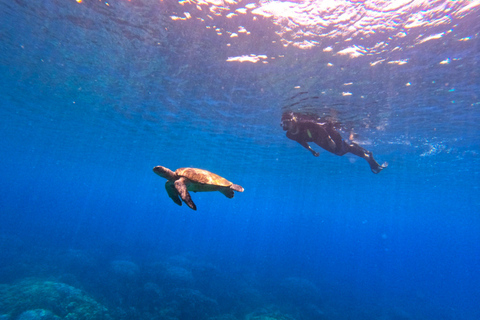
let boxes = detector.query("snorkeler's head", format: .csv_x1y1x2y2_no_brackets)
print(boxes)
281,112,297,130
281,111,295,122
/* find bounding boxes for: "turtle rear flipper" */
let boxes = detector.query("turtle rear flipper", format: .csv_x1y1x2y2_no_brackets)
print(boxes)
175,178,197,210
165,181,182,206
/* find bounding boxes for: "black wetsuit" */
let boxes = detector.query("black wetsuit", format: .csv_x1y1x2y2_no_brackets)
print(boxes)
282,112,386,173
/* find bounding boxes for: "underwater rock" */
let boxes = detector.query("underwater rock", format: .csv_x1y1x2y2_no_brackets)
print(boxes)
164,265,194,286
190,261,221,288
135,282,166,312
246,315,295,320
193,267,264,315
143,282,164,298
145,262,195,288
278,277,322,305
208,314,238,320
109,260,140,278
0,280,111,320
166,255,192,269
17,309,60,320
244,309,297,320
104,260,142,309
170,288,219,320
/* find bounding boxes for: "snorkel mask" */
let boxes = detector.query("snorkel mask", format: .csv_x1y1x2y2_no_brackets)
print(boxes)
281,112,297,130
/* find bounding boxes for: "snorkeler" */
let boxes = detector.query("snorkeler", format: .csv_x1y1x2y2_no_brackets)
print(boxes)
281,112,387,174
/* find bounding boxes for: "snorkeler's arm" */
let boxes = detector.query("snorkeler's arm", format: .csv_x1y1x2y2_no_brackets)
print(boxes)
298,140,319,157
286,129,319,157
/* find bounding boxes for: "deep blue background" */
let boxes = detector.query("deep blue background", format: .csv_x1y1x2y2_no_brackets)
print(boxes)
1,1,479,319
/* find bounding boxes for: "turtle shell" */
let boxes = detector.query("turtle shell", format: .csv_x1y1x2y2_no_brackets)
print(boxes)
175,168,232,187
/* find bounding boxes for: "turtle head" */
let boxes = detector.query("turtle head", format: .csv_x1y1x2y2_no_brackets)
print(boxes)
153,166,176,180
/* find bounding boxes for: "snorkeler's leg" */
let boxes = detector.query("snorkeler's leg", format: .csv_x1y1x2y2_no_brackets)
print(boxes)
323,126,343,153
366,151,388,174
326,135,336,150
347,143,387,174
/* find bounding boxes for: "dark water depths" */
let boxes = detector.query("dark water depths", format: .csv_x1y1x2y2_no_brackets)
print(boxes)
1,1,479,319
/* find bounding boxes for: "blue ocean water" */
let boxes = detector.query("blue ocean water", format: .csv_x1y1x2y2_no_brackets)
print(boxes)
1,0,479,319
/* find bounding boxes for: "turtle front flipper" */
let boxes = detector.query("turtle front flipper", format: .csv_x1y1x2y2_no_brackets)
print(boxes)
219,188,234,198
174,177,197,210
165,181,182,206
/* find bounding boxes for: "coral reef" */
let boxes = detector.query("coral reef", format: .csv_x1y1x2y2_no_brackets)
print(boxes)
245,308,297,320
207,315,238,320
17,309,60,320
0,280,111,320
0,251,332,320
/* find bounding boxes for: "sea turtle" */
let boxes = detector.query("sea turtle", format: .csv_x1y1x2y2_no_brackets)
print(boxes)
153,166,244,211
